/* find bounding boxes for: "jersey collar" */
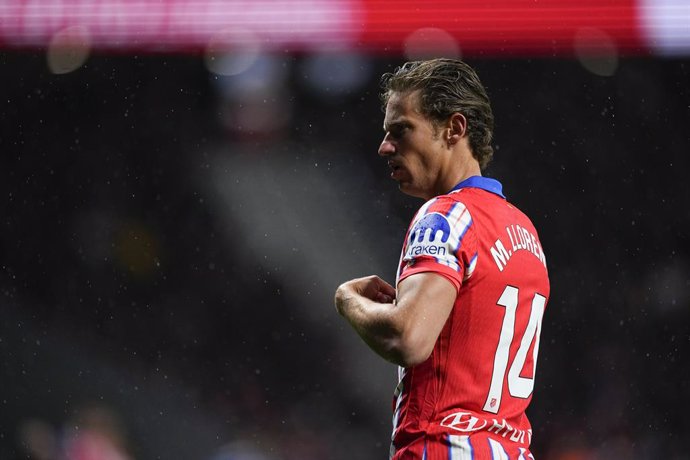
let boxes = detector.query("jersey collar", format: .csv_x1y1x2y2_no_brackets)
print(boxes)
450,176,506,199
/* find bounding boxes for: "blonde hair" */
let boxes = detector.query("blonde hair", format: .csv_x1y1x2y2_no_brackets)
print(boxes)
381,59,495,169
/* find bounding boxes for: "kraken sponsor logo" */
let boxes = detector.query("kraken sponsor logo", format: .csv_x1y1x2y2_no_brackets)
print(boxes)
406,212,451,259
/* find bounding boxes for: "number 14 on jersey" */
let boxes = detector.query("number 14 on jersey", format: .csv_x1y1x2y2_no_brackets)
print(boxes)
483,285,547,414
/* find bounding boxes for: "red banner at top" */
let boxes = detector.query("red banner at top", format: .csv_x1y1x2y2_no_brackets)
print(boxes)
358,0,646,56
0,0,688,56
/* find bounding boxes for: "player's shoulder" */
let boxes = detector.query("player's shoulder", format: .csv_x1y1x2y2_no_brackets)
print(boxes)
448,185,502,203
440,187,539,232
417,192,471,218
426,187,500,216
499,196,539,230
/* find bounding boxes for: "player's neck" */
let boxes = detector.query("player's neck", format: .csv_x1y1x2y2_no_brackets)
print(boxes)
430,160,481,200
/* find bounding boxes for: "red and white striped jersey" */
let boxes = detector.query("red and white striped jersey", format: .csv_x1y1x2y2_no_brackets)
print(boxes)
391,176,550,460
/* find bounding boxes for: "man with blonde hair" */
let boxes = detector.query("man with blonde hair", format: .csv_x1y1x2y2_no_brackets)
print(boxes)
336,59,550,459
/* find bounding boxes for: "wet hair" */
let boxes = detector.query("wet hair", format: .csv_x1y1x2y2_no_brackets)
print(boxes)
380,58,495,169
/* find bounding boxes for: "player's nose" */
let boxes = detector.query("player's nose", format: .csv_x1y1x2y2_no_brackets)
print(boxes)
378,136,395,157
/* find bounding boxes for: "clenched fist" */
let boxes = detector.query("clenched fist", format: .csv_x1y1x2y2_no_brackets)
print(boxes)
335,275,396,315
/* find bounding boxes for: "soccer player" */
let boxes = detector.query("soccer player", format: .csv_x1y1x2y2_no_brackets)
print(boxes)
335,59,550,459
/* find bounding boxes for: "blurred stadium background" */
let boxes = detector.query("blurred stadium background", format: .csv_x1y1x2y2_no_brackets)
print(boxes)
1,1,689,459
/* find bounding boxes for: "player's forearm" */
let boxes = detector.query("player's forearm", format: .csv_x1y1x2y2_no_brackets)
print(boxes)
335,289,415,366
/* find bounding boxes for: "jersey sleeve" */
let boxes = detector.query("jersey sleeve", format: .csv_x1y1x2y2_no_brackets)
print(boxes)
398,195,478,292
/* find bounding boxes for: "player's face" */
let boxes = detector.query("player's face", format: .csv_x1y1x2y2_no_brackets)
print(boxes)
379,91,448,200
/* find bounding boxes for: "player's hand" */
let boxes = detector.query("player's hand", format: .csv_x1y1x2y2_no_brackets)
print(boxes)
335,275,397,315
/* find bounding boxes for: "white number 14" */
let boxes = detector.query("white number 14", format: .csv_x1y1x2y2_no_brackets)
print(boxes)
483,285,546,414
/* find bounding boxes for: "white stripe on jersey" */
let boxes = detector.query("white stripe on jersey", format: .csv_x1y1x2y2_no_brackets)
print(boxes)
447,434,473,460
451,206,472,247
518,447,535,460
435,203,471,272
391,368,406,437
445,200,467,230
415,198,437,224
488,438,510,460
464,252,478,280
390,366,407,460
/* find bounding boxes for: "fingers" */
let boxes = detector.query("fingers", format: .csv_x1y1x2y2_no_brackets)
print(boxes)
338,275,396,304
374,291,395,304
372,276,397,298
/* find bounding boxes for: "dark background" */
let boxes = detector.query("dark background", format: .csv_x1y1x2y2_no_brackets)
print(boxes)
1,52,689,459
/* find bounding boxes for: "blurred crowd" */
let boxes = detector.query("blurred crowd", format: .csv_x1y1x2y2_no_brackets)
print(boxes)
1,52,688,459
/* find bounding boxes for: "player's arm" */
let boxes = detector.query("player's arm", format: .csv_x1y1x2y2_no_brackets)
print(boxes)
334,272,456,367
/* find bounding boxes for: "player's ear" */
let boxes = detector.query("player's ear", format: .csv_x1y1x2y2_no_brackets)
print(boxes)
447,113,467,146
